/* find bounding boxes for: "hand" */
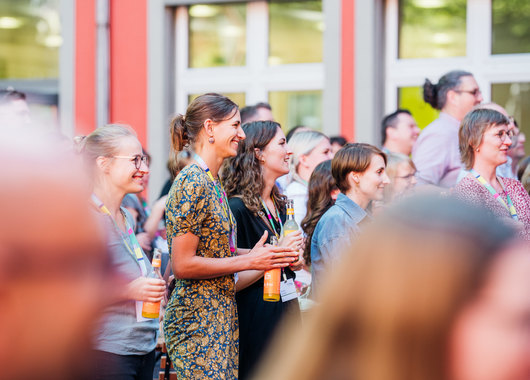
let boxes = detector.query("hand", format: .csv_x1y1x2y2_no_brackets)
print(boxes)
247,231,299,271
136,232,152,251
126,277,166,303
289,254,305,271
278,230,303,251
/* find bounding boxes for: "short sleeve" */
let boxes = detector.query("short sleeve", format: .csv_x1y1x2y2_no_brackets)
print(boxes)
165,168,208,238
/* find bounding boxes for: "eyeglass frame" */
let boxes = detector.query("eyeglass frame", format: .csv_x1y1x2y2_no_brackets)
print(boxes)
491,129,515,143
454,88,482,97
113,155,149,169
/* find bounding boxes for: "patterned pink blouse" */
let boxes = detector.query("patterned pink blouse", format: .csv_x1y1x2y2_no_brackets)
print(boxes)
454,176,530,241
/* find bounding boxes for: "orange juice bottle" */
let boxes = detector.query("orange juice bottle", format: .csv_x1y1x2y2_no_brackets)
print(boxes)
263,236,280,302
283,199,299,236
142,249,163,318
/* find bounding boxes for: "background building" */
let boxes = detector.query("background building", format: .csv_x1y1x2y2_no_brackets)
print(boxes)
1,0,529,198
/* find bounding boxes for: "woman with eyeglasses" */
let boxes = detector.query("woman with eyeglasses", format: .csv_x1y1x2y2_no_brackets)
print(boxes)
75,124,166,380
454,108,530,240
163,94,298,379
383,152,417,203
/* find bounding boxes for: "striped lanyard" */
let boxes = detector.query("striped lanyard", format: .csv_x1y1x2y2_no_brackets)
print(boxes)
193,154,237,254
260,196,282,239
470,169,518,221
91,194,148,276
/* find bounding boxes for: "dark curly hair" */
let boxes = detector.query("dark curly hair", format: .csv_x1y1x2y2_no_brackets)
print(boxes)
301,160,337,265
222,120,287,215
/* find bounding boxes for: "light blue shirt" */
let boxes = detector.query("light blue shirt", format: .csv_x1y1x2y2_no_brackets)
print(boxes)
310,193,367,297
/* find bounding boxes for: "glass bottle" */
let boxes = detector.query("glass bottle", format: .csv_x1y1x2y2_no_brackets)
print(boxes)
263,236,281,302
142,249,163,318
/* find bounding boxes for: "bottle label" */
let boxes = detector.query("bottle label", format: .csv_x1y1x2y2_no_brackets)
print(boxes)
286,208,294,216
263,268,281,294
284,229,297,236
142,301,160,318
152,258,161,268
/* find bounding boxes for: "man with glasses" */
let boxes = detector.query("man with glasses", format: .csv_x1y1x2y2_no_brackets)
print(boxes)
413,70,483,188
0,87,31,128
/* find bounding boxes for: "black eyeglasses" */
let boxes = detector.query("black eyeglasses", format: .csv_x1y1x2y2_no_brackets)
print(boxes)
455,88,481,97
113,155,149,169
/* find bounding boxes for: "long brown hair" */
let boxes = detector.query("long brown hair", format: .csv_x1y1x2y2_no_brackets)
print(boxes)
301,160,337,265
255,195,516,380
221,120,286,215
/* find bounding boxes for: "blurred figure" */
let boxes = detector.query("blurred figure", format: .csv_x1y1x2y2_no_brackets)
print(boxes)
285,130,333,226
517,156,530,182
240,102,274,124
521,164,530,195
255,195,530,380
285,125,311,142
383,152,417,203
0,128,109,380
0,87,31,127
76,124,166,380
508,118,526,175
329,136,347,155
310,143,389,297
454,109,530,240
222,120,303,380
381,109,420,156
413,70,483,187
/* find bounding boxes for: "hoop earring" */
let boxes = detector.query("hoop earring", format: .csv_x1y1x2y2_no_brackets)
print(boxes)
208,136,215,144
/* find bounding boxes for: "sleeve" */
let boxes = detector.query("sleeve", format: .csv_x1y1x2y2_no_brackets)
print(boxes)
165,170,208,238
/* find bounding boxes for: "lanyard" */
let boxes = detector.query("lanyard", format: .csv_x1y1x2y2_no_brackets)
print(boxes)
260,196,282,239
193,154,237,253
470,169,518,221
91,194,148,276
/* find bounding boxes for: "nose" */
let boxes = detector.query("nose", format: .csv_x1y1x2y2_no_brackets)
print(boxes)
237,125,246,140
382,172,391,185
139,160,149,174
504,135,512,146
286,143,293,156
476,91,484,103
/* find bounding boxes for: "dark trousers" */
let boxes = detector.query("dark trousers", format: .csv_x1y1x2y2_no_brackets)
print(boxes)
91,349,156,380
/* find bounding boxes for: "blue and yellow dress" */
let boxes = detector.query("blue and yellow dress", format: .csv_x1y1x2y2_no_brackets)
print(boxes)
163,164,238,379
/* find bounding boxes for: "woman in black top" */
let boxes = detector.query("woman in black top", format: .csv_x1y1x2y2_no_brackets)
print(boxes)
222,120,304,379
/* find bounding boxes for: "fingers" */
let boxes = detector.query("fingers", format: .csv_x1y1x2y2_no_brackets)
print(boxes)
255,230,269,247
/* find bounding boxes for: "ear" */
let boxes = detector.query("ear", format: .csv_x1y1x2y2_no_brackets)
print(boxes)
203,119,214,136
96,156,109,173
254,148,263,161
446,89,459,107
298,154,309,169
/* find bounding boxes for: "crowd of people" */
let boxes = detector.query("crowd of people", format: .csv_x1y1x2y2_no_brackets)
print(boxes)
1,68,530,380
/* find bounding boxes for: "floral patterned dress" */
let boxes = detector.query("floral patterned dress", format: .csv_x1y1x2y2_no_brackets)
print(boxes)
164,164,238,379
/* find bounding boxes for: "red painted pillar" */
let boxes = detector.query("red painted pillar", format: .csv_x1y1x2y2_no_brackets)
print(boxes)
340,0,355,142
109,0,148,148
75,0,96,136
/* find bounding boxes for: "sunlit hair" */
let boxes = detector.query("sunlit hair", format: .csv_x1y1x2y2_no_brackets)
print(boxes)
74,124,137,170
301,160,337,265
287,130,329,183
332,143,387,193
221,121,287,215
255,195,516,380
459,108,510,170
423,70,472,110
383,152,416,202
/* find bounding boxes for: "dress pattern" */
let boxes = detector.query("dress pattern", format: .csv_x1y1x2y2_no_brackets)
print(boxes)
454,176,530,241
164,164,238,379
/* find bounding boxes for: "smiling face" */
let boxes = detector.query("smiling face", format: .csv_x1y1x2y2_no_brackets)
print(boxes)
105,136,149,195
356,154,391,203
388,113,421,155
301,138,333,176
261,127,293,181
391,161,417,198
475,123,512,169
453,76,484,118
209,109,245,158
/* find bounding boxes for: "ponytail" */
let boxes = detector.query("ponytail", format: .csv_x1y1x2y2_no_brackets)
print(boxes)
169,114,188,153
423,79,438,109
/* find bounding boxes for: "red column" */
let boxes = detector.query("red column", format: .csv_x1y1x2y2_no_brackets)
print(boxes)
75,0,96,136
109,0,148,148
340,0,355,141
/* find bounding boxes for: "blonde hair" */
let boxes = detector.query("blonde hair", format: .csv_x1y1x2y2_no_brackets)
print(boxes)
255,196,515,380
287,130,329,180
384,152,416,202
74,124,137,165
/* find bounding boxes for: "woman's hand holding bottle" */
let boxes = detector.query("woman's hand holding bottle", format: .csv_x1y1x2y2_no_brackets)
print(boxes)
126,277,166,303
247,231,299,271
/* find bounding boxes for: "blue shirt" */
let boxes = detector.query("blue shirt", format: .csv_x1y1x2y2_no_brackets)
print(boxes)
310,193,367,297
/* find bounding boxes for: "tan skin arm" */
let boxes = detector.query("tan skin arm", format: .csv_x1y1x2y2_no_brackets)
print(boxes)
171,230,298,280
143,196,167,241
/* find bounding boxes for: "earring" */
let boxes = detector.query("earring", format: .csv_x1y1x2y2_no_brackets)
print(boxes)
475,147,480,152
208,136,215,144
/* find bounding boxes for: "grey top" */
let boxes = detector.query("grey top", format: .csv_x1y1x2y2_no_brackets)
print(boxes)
93,207,158,355
310,193,368,297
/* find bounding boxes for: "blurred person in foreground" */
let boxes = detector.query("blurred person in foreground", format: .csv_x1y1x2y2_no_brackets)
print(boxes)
0,87,31,127
454,108,530,240
413,70,483,187
0,128,110,380
383,152,417,203
310,143,389,298
381,109,420,156
76,124,166,380
222,120,304,380
255,195,530,380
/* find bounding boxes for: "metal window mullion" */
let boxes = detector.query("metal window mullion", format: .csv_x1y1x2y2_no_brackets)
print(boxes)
175,6,189,114
246,1,269,104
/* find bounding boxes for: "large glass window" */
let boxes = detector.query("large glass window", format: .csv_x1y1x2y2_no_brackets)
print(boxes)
398,0,466,59
268,1,323,65
269,90,322,130
188,3,246,68
491,82,530,143
491,0,530,54
398,86,439,129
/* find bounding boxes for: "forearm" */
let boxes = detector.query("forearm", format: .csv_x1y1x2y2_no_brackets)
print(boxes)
235,270,263,292
172,254,252,280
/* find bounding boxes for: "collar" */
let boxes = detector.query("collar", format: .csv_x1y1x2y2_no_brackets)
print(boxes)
335,193,368,224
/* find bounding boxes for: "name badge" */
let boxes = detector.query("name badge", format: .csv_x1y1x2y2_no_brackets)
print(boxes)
280,278,298,302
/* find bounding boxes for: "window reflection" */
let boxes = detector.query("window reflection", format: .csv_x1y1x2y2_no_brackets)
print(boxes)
398,0,466,59
269,1,323,65
492,0,530,54
398,86,439,129
269,90,322,131
188,3,246,68
0,0,61,79
491,82,530,145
